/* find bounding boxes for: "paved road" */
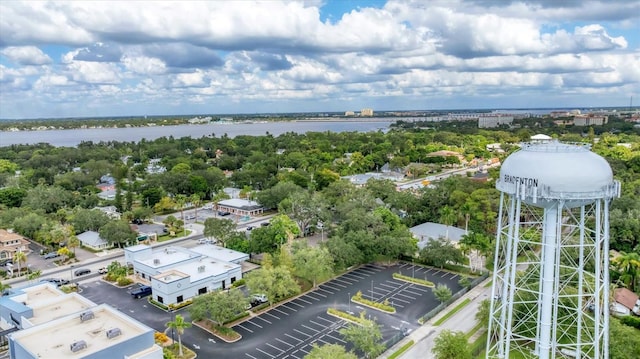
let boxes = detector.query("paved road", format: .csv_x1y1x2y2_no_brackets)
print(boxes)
380,278,492,359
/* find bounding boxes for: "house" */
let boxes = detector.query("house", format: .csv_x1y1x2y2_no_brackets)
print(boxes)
93,206,121,220
1,282,161,359
77,231,110,250
613,288,640,316
0,229,31,264
409,222,467,250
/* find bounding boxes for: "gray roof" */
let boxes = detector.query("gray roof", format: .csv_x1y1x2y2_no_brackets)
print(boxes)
410,222,467,249
218,198,262,210
77,231,108,247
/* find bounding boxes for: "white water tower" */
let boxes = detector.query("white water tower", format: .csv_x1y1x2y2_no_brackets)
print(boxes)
486,139,620,359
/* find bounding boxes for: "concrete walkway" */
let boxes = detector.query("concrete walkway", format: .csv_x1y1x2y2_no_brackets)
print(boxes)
379,278,492,359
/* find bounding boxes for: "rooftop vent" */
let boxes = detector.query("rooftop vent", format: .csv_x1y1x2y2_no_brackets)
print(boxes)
106,327,122,339
70,340,87,353
153,258,160,265
198,265,205,273
79,310,94,322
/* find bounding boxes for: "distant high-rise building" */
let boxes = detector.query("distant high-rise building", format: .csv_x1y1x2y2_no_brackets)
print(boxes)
361,108,374,116
478,115,513,128
345,111,355,116
573,114,608,126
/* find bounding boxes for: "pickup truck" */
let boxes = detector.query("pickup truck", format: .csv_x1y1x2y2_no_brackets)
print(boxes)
130,285,152,299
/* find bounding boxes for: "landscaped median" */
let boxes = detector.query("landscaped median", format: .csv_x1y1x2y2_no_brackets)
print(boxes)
351,291,396,313
326,308,370,325
392,272,435,287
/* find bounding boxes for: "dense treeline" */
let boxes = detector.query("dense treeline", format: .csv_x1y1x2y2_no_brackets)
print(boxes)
0,124,638,257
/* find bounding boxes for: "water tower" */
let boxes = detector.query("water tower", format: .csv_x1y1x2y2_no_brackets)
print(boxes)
486,139,620,359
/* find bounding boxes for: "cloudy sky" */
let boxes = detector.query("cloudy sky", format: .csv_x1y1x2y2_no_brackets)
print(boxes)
1,0,639,119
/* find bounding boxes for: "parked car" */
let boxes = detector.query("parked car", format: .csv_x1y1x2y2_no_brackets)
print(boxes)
132,218,144,225
198,238,213,245
130,285,152,299
74,268,91,276
98,267,108,274
251,293,268,304
246,226,254,231
218,211,231,216
43,252,60,259
260,222,270,227
40,278,70,287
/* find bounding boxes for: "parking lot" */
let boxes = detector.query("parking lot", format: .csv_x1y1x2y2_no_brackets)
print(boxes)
78,262,464,358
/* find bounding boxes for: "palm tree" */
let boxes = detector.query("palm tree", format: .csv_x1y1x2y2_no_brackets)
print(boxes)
0,281,11,295
166,314,191,357
439,206,457,239
174,194,187,222
67,235,80,256
612,251,640,292
190,193,201,223
13,250,27,277
460,202,473,234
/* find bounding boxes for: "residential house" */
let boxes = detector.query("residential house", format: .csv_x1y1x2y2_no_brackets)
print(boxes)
613,288,640,316
0,230,31,264
77,231,110,251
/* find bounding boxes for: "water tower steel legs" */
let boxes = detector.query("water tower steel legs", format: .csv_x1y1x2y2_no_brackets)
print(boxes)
487,196,611,359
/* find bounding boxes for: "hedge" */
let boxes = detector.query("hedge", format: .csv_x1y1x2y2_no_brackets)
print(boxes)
392,272,435,287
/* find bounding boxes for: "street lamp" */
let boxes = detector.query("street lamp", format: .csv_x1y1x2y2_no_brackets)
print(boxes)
348,292,351,314
371,280,374,301
70,264,74,281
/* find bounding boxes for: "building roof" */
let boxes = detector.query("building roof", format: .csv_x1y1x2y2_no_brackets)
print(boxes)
9,304,153,359
410,222,467,248
189,244,250,263
614,287,639,311
26,292,95,326
155,258,241,284
0,229,27,243
218,198,262,210
136,247,199,269
426,150,463,158
531,134,552,140
77,231,107,247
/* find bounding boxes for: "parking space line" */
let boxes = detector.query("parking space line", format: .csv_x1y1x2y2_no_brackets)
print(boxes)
302,324,320,334
285,333,303,343
276,338,295,348
316,287,334,295
236,324,253,333
281,304,298,311
256,347,275,358
365,263,385,270
380,282,401,290
396,292,417,300
310,290,327,298
304,294,321,301
256,316,272,324
389,296,411,304
266,342,284,353
294,328,311,337
333,278,353,286
316,316,336,325
440,272,448,277
323,282,345,289
273,307,290,316
246,320,263,328
287,301,305,308
449,273,458,279
310,320,327,328
372,286,392,294
245,353,258,359
297,297,314,304
326,333,347,343
265,312,280,320
343,272,368,280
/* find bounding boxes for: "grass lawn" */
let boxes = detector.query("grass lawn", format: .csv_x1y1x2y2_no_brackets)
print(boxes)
433,298,471,326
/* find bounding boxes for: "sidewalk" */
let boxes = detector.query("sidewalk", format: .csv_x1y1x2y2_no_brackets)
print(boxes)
379,278,492,359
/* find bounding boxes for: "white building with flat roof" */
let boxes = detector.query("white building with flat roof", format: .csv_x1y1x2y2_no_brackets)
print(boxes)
0,283,161,359
217,198,264,217
124,244,248,306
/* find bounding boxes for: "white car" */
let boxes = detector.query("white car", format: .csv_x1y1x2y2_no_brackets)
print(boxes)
98,267,108,274
198,238,213,244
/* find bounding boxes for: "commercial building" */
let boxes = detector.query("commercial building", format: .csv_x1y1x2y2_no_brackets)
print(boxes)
125,244,248,306
573,114,608,126
1,282,161,359
216,198,264,217
361,108,374,116
0,229,31,264
478,115,514,128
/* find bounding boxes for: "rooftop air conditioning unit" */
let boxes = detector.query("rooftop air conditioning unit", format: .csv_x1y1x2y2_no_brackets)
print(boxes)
79,310,94,322
153,258,160,265
198,265,205,273
70,340,87,353
106,327,122,339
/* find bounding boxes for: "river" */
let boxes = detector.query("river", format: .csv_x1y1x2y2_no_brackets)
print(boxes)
0,120,394,147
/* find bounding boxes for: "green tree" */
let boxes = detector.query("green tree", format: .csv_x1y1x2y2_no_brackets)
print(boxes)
610,317,640,359
432,284,452,303
432,330,471,359
304,343,357,359
339,316,385,358
189,289,248,326
165,314,191,358
475,299,491,327
203,218,237,247
439,205,457,238
244,266,300,303
292,242,334,287
70,209,110,233
12,212,47,239
612,251,640,292
13,250,27,277
419,237,465,269
99,221,136,248
0,187,27,208
190,193,202,222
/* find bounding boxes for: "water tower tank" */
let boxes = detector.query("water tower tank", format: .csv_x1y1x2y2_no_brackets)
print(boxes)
496,141,616,208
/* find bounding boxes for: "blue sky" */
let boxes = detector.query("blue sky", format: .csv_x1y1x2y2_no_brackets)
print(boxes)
0,0,639,119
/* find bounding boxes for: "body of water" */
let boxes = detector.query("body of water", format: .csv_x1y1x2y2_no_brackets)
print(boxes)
0,120,394,147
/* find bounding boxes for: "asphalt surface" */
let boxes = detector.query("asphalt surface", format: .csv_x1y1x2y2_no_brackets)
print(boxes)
78,262,463,359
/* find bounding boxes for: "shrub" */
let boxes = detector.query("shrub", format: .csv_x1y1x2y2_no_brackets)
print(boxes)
327,308,369,325
620,315,640,329
223,311,250,325
351,292,396,313
116,277,133,286
392,272,435,287
168,299,193,311
232,279,245,288
154,332,169,344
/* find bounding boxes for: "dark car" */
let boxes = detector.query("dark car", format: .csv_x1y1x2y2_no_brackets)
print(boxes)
260,222,270,227
40,278,70,287
246,226,254,231
130,285,152,299
132,218,144,225
74,268,91,276
43,252,60,259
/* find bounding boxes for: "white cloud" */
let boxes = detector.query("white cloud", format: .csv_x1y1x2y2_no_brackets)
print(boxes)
122,55,167,75
67,61,121,84
1,46,52,65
